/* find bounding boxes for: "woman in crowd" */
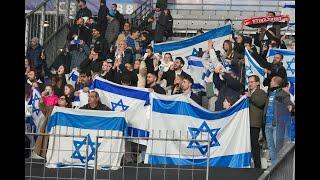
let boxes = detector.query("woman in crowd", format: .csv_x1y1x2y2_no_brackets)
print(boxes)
64,84,75,104
41,85,59,107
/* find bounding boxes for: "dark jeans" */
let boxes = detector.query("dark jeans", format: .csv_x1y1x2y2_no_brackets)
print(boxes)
250,127,261,168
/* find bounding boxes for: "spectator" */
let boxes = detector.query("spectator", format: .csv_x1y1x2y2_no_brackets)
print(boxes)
67,17,91,47
26,69,45,93
133,59,147,88
245,75,268,168
141,7,162,41
50,48,71,74
58,95,72,108
112,57,126,84
263,76,294,165
85,16,97,30
26,37,48,80
80,49,102,73
75,0,92,20
146,72,166,94
143,46,157,74
100,59,115,82
51,74,65,97
120,22,131,39
41,85,59,107
120,75,131,86
105,11,120,48
163,9,173,41
233,34,245,57
170,74,183,95
97,0,109,37
160,57,190,87
158,52,174,73
154,9,168,43
111,3,125,32
222,96,238,109
266,11,281,38
69,43,90,70
75,70,92,91
213,66,242,111
123,63,138,87
114,40,134,65
180,75,202,106
80,91,111,110
64,84,75,105
89,24,109,60
139,31,151,55
221,40,234,63
127,29,142,60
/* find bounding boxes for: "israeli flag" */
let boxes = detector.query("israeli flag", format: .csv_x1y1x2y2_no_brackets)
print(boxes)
154,25,232,75
92,77,150,145
187,56,206,92
145,94,251,168
267,48,295,100
27,88,45,137
65,69,79,87
244,48,268,92
46,107,127,169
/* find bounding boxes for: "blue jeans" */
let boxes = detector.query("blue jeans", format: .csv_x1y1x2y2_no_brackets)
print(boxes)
265,124,277,165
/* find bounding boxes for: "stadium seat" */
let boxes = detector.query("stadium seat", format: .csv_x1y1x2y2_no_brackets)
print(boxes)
177,9,190,16
174,20,188,30
240,11,256,19
203,10,216,18
190,10,203,16
228,11,242,20
172,13,184,19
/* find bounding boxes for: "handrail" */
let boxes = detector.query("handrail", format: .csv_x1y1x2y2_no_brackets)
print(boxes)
43,21,69,45
258,143,295,180
25,0,51,18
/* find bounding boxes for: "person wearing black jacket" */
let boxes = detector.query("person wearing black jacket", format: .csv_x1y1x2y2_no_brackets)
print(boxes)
76,0,92,20
123,63,138,87
213,66,242,111
146,72,166,94
89,24,109,60
154,10,167,43
80,49,102,73
97,0,109,37
180,75,202,106
112,3,125,32
163,9,173,41
67,17,91,48
100,59,115,82
160,57,191,87
80,91,111,111
247,44,287,89
50,48,71,74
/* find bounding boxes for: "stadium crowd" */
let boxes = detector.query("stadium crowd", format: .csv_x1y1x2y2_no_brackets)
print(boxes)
25,0,295,168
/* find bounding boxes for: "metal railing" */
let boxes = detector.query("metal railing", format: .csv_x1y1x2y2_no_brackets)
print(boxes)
128,0,153,29
25,0,77,65
258,143,295,180
25,129,212,180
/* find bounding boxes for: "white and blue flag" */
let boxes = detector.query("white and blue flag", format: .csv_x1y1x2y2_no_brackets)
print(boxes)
92,77,151,145
244,48,268,92
27,88,45,138
267,48,295,99
187,56,207,91
65,69,79,87
154,25,232,76
145,94,251,168
45,107,127,169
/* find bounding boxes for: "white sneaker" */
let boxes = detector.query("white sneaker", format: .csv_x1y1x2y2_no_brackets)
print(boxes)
31,151,44,159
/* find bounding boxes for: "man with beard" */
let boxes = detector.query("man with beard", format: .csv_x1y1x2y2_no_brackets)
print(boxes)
146,72,166,94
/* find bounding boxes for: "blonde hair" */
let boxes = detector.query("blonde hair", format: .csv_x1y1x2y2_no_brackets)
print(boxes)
116,34,126,46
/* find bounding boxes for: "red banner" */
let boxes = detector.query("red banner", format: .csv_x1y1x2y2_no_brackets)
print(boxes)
242,15,290,26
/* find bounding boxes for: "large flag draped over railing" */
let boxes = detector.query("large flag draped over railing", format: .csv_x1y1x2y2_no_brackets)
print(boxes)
154,25,232,78
244,48,268,92
267,48,295,100
91,77,150,145
46,107,127,169
145,94,251,168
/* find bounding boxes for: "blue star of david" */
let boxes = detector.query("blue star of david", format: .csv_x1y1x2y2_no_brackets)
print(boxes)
245,63,254,75
31,93,41,116
71,134,101,163
111,99,129,111
286,57,295,74
187,121,220,156
185,48,200,60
